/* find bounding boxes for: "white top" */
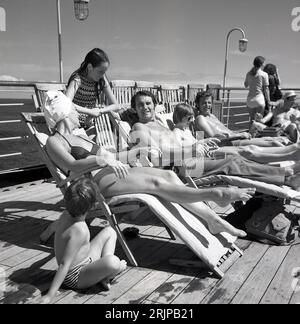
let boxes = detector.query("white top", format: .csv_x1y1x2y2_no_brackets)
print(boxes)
173,128,197,146
245,69,269,108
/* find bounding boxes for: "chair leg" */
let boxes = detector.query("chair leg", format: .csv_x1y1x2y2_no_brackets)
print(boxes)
113,223,138,267
103,210,138,267
165,225,176,240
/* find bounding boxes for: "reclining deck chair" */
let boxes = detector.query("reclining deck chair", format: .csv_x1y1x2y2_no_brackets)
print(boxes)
22,112,244,278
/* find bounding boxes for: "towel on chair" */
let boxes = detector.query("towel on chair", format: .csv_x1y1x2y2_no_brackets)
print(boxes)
107,193,236,269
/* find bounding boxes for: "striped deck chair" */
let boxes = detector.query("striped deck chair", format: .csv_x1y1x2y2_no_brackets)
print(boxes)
24,112,248,278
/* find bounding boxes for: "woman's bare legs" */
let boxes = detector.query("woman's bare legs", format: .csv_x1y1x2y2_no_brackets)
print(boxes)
77,226,126,289
239,138,284,147
96,167,254,237
239,143,300,163
96,167,254,206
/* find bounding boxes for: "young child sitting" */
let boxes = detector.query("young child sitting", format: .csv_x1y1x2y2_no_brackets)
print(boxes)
172,103,220,156
40,178,126,304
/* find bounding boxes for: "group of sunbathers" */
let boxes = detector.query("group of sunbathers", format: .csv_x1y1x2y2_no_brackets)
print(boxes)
40,48,300,303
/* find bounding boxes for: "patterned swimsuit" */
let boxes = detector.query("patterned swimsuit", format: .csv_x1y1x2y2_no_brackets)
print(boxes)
72,74,105,128
63,257,93,289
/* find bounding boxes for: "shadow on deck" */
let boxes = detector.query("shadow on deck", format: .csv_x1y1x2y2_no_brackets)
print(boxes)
1,181,300,304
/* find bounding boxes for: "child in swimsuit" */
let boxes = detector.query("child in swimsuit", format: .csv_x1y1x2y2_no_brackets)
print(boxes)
39,178,126,304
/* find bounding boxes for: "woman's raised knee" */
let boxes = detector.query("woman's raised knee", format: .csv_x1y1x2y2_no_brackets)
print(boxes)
103,255,121,274
102,226,117,240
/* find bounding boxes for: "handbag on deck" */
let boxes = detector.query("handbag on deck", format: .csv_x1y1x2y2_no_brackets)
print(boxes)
226,197,299,245
245,199,299,245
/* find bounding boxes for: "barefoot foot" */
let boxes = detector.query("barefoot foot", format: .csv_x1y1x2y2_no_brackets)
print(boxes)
215,187,256,208
100,260,127,290
206,217,247,237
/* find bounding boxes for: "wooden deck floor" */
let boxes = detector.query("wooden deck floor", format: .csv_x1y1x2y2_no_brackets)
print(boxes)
0,180,300,304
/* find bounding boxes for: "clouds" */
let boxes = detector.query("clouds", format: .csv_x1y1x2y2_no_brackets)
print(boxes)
0,75,24,82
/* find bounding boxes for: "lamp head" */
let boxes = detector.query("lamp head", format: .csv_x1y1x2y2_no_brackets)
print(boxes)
74,0,90,21
239,38,248,53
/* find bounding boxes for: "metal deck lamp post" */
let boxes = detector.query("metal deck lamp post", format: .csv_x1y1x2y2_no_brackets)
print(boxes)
222,28,248,99
56,0,91,82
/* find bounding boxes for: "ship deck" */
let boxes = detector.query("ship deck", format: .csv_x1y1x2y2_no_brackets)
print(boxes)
0,180,300,304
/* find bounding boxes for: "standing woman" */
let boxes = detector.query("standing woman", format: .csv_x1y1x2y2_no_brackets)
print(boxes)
66,48,120,136
244,56,270,126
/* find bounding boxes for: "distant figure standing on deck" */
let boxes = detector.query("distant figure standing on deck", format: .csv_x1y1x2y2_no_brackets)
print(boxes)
66,48,120,136
263,63,282,104
244,56,270,126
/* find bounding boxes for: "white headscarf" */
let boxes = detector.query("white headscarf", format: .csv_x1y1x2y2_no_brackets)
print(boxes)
42,90,73,128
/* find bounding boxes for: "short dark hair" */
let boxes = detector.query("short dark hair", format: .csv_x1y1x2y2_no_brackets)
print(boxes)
264,63,277,76
173,103,194,124
64,178,99,218
194,90,214,108
131,91,157,110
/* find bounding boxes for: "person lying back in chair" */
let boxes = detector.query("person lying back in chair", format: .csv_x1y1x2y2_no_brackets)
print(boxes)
43,90,255,239
129,91,300,190
251,91,299,143
172,102,300,166
194,90,289,147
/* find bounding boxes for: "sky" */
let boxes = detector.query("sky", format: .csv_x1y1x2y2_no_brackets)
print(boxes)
0,0,300,87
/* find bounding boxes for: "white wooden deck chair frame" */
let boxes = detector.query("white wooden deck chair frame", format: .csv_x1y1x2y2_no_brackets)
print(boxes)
110,80,136,110
158,84,186,113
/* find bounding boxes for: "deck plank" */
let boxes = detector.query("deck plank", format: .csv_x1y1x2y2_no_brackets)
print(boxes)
0,252,53,304
260,245,300,304
1,181,299,304
112,270,173,304
146,268,199,304
0,257,57,304
230,245,290,304
83,268,150,305
200,242,268,304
